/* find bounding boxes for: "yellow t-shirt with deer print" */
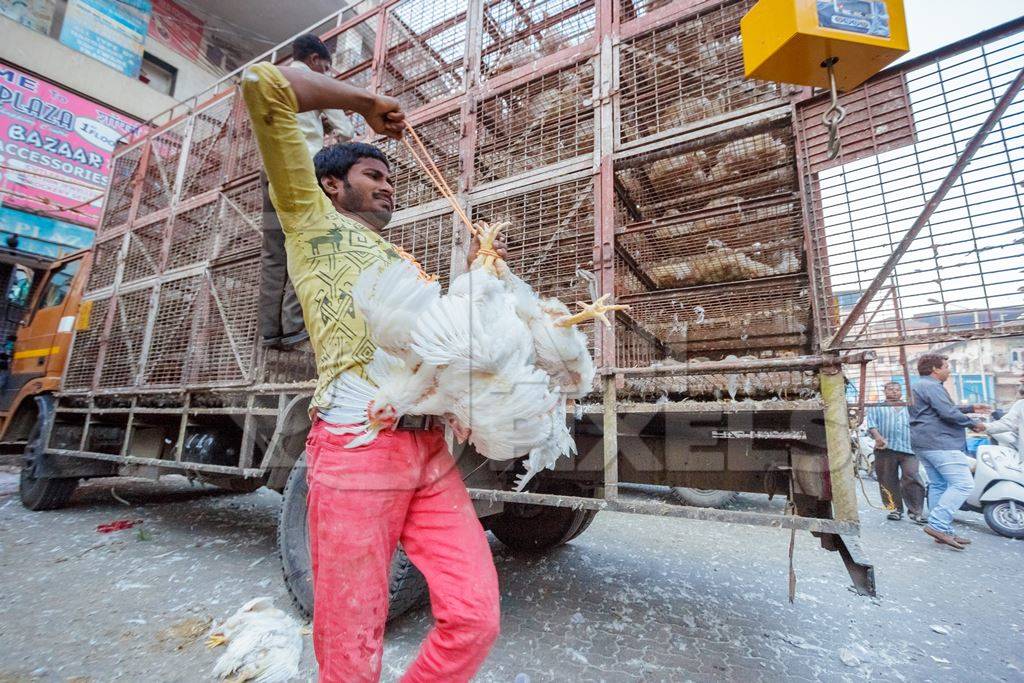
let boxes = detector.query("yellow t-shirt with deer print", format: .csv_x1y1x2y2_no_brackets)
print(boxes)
241,62,401,411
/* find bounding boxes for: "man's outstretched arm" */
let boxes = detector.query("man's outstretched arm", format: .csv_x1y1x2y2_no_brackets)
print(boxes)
240,63,404,230
275,66,404,139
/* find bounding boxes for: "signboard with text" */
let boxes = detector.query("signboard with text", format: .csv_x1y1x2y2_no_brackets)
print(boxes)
149,0,204,62
59,0,152,77
0,64,143,228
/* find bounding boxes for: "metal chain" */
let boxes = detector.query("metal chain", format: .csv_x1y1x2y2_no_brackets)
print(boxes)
821,57,847,160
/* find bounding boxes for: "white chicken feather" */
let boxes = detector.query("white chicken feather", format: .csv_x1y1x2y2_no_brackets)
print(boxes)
353,258,440,361
207,597,302,683
335,222,626,491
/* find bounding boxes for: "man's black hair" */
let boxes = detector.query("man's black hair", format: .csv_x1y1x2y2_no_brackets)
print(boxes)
293,34,330,62
314,142,390,185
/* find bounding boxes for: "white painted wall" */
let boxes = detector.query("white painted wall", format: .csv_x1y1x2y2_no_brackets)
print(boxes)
143,38,223,101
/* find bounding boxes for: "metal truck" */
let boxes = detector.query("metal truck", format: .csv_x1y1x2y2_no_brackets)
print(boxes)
0,248,90,463
16,0,1023,618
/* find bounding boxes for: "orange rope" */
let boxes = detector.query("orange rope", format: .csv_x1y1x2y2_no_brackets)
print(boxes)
401,122,476,235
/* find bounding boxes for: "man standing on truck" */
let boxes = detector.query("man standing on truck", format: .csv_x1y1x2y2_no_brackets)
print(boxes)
241,63,501,681
910,353,990,550
259,34,355,350
866,381,926,524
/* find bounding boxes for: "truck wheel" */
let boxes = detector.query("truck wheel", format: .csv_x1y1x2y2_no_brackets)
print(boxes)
671,488,740,508
278,453,428,620
983,501,1024,539
19,398,77,511
488,480,597,553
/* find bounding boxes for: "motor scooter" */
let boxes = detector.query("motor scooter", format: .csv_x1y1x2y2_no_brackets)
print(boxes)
963,437,1024,539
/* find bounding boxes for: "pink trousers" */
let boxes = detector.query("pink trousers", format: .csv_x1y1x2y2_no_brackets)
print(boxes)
305,419,500,682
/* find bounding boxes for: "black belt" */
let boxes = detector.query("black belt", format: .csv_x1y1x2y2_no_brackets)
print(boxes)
395,415,438,431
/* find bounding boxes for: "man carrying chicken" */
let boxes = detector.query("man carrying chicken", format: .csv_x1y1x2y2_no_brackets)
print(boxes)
241,63,501,682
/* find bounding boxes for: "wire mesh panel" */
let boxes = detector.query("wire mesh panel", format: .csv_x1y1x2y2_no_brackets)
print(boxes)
64,297,110,391
122,218,168,285
471,176,594,302
98,288,152,388
226,88,263,181
475,60,595,184
480,0,595,79
180,95,235,201
167,200,218,271
188,260,261,385
213,180,264,261
101,145,145,234
143,275,204,386
327,17,377,78
617,197,803,289
378,110,461,209
136,122,186,219
86,238,122,293
618,0,787,144
796,26,1024,349
381,0,468,111
381,213,455,289
620,274,812,359
616,128,797,218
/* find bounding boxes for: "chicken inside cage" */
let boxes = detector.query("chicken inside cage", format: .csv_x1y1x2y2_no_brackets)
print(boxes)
618,2,788,143
612,114,809,396
476,61,594,182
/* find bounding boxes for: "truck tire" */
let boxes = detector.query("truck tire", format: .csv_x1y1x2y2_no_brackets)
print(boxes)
278,453,428,620
671,488,740,508
19,395,78,511
487,480,597,553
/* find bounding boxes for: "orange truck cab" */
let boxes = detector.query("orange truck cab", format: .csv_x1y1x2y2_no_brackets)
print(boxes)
0,249,91,455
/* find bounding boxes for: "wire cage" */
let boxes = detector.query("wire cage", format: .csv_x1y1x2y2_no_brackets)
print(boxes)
618,0,789,146
100,144,146,235
380,0,469,111
80,0,849,402
480,0,595,80
795,20,1024,351
475,59,595,184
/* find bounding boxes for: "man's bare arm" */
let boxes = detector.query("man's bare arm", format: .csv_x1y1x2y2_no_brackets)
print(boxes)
276,66,405,140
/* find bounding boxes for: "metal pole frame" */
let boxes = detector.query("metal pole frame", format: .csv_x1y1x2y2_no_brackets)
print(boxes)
825,66,1024,351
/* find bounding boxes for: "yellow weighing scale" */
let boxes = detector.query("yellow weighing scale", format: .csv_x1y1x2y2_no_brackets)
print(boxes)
741,0,910,157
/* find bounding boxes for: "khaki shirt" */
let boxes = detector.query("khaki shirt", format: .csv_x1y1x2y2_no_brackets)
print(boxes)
289,60,354,157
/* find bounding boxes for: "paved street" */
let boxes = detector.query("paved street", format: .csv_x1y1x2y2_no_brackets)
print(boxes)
1,470,1022,682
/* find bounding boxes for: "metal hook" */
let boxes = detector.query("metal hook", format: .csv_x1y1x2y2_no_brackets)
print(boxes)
820,57,847,160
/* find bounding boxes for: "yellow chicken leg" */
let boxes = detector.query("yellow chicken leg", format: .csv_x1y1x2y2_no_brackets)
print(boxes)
206,633,229,648
555,294,630,328
471,221,509,275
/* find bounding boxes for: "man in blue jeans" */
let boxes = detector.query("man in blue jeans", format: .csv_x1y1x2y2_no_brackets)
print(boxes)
909,353,990,550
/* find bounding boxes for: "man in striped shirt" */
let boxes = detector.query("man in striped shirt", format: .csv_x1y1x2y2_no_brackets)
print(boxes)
866,381,926,523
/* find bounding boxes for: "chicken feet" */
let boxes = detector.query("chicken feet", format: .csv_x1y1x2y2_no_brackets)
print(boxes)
555,294,630,328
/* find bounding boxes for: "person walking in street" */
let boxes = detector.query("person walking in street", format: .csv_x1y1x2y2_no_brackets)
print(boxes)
242,60,501,681
866,381,926,524
259,34,355,350
987,383,1024,458
910,353,991,550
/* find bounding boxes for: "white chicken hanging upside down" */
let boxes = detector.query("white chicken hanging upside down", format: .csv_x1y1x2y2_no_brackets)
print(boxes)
320,221,629,491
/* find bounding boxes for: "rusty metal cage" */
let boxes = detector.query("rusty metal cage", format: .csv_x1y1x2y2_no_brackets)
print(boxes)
75,0,828,403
